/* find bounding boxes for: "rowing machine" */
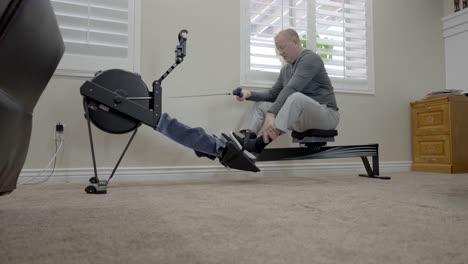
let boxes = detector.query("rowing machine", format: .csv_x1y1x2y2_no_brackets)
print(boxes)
79,30,388,195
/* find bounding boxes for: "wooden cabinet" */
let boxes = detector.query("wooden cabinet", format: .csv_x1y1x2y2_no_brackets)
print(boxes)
411,95,468,173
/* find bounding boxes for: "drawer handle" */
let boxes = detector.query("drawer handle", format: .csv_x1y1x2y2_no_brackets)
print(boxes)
425,116,434,123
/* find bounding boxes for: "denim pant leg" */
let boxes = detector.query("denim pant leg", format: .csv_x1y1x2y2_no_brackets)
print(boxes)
157,113,225,157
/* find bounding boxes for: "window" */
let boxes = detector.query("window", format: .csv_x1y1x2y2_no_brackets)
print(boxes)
51,0,140,76
240,0,374,94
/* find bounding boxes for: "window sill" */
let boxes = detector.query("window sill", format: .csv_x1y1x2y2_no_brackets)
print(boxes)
53,69,96,78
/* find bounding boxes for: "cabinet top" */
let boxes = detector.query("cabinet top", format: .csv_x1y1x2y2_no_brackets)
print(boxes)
410,95,468,106
443,7,468,38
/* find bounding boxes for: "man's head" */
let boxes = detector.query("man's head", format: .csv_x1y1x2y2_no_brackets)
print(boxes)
274,29,304,64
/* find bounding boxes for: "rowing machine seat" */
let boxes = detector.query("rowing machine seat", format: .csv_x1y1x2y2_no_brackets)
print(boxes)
292,129,337,144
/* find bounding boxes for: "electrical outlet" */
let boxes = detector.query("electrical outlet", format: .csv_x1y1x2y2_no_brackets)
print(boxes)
56,122,64,133
55,122,65,141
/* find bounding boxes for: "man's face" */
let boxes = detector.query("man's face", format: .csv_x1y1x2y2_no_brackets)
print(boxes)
275,34,299,64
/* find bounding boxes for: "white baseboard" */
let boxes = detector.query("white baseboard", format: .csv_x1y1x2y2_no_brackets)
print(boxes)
18,161,412,184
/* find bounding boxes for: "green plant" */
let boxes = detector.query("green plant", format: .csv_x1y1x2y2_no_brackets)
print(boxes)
315,34,333,60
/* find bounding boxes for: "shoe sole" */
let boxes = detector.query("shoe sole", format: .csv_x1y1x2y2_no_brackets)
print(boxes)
229,132,257,161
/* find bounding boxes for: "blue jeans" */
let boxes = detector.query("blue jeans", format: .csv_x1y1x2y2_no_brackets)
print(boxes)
157,113,225,157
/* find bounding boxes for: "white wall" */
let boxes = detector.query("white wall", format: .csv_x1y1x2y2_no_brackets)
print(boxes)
24,0,445,171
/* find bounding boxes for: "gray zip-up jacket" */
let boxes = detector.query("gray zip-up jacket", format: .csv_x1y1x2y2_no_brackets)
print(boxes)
248,49,338,115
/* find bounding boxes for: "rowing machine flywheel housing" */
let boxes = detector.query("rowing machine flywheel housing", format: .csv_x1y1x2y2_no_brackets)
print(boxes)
83,69,150,134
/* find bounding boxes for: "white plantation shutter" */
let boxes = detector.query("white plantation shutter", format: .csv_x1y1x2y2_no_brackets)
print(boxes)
249,0,309,73
241,0,373,93
51,0,140,76
315,0,370,91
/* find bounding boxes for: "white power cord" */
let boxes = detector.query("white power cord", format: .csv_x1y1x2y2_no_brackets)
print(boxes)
20,127,64,185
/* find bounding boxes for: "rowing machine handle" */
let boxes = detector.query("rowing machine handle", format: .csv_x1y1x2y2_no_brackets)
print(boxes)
175,29,188,63
232,87,244,98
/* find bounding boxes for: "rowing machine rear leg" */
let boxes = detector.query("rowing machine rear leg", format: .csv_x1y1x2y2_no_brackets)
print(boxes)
358,156,391,180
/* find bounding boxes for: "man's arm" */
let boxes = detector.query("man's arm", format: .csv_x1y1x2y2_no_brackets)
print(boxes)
246,70,284,102
268,52,322,115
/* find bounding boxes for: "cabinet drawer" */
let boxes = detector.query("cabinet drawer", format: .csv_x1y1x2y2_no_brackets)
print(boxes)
412,103,450,136
413,135,451,164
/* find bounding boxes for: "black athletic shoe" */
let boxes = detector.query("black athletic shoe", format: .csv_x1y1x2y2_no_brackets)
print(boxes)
193,150,217,160
219,134,260,172
229,131,258,160
238,129,257,138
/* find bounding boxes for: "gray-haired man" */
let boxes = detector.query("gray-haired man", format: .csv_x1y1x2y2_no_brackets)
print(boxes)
232,29,340,159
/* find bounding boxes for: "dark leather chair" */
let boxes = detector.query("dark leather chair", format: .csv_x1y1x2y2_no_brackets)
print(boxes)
0,0,64,195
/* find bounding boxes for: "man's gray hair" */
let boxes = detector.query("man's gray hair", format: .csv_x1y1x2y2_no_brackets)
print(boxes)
275,28,300,41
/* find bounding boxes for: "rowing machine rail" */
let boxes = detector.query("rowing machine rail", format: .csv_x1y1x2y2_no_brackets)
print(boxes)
257,140,390,180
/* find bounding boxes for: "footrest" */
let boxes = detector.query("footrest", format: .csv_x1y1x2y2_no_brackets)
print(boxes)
220,133,260,173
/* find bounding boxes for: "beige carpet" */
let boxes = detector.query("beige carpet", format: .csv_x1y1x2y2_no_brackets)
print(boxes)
1,172,468,264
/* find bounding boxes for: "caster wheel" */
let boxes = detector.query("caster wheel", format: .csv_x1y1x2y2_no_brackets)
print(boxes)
85,185,97,194
89,177,98,184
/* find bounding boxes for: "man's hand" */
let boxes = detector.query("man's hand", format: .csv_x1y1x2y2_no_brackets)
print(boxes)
261,112,280,143
235,89,251,101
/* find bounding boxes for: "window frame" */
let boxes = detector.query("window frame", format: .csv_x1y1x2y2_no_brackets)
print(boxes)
240,0,375,94
52,0,141,78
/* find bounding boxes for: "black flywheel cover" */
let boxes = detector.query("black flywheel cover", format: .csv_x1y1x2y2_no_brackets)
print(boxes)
83,69,150,134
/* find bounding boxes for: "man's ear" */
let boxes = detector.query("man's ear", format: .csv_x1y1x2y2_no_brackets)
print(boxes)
293,38,301,46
